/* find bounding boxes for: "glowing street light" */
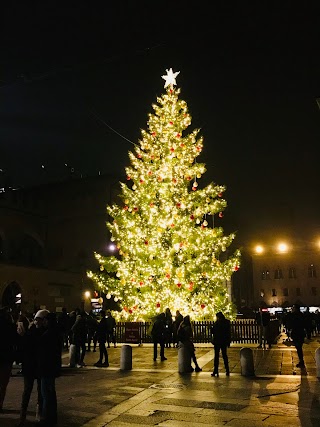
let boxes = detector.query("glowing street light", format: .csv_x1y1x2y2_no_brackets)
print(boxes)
277,242,288,253
255,245,264,254
84,291,91,299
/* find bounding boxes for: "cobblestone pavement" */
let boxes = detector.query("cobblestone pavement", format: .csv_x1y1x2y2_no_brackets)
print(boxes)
1,335,320,426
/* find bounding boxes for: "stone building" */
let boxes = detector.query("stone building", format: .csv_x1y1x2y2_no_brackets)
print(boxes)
0,174,120,314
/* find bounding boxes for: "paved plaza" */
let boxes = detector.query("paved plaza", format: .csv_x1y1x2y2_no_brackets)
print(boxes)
1,334,320,426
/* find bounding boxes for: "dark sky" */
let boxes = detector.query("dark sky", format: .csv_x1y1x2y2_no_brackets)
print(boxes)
1,2,320,244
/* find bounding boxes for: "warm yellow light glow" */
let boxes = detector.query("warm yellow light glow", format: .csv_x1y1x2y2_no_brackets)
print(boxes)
255,245,264,254
84,291,91,299
277,243,288,253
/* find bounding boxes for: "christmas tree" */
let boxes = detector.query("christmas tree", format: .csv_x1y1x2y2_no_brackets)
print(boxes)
88,69,240,320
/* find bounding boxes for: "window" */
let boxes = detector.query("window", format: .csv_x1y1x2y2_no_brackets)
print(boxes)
283,288,288,296
261,269,270,280
272,288,277,296
289,267,296,279
311,287,317,296
308,264,317,278
296,287,301,296
274,268,283,279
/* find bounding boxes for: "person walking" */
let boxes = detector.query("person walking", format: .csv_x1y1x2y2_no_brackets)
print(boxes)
287,304,306,368
151,312,167,361
211,311,231,377
94,310,109,367
36,311,62,426
0,307,18,413
177,315,202,372
106,310,117,348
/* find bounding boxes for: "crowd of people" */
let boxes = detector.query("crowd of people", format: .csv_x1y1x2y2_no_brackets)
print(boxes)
1,303,315,425
0,306,118,426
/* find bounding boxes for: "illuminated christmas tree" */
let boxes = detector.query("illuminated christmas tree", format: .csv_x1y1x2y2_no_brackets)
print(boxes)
88,69,240,320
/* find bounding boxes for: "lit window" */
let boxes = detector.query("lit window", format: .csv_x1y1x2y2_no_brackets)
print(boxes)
289,267,296,279
274,268,283,279
272,288,277,296
308,264,317,278
283,288,288,296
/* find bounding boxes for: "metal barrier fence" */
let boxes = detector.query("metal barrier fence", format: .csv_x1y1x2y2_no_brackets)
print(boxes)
115,319,281,345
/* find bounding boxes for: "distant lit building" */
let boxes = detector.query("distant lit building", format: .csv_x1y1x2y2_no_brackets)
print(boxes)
251,241,320,309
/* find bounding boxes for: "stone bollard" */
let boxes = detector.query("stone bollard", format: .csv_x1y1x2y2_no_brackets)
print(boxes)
315,348,320,378
120,344,132,371
178,343,192,373
240,347,255,376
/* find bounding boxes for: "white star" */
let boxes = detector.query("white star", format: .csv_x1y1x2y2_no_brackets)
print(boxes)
161,68,180,88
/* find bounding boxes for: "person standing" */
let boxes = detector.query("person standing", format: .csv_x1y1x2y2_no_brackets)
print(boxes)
17,310,46,426
94,310,109,367
86,311,98,351
36,311,62,426
57,308,71,350
211,311,231,377
173,310,183,348
70,311,88,367
106,310,117,348
287,304,306,368
0,307,18,413
151,312,167,361
164,308,173,348
177,315,202,372
255,307,271,349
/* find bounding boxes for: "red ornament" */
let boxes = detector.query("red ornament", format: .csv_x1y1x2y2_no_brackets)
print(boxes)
234,266,239,271
134,207,138,211
192,186,197,191
124,307,128,311
177,283,182,288
137,154,142,158
172,178,177,184
186,176,191,181
144,240,148,245
169,121,173,125
129,309,133,314
201,304,205,309
218,192,223,197
148,171,152,176
219,212,223,218
166,273,171,279
139,281,143,286
151,132,156,136
126,176,131,180
176,133,181,138
150,155,155,159
139,179,144,184
170,147,175,152
170,223,175,228
180,143,185,148
123,206,128,210
150,202,154,207
190,215,195,220
196,146,201,151
156,302,161,308
176,203,181,208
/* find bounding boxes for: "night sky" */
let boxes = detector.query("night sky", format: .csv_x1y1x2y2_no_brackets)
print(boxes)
1,3,320,245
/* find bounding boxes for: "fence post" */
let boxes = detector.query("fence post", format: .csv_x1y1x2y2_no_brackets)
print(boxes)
120,344,132,371
315,348,320,378
240,347,255,376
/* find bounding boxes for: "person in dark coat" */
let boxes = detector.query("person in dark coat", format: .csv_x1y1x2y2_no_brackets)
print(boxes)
94,310,109,367
17,311,45,426
303,307,313,340
255,307,271,349
211,311,231,376
0,307,18,412
151,312,167,361
164,307,173,348
177,315,202,372
36,311,62,426
86,311,98,351
173,310,183,348
57,308,71,350
105,310,117,348
287,304,306,368
70,311,88,366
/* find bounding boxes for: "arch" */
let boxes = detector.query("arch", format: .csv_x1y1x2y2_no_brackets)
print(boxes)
2,281,22,312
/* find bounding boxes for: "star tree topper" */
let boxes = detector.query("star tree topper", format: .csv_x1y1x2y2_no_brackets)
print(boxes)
162,68,180,88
